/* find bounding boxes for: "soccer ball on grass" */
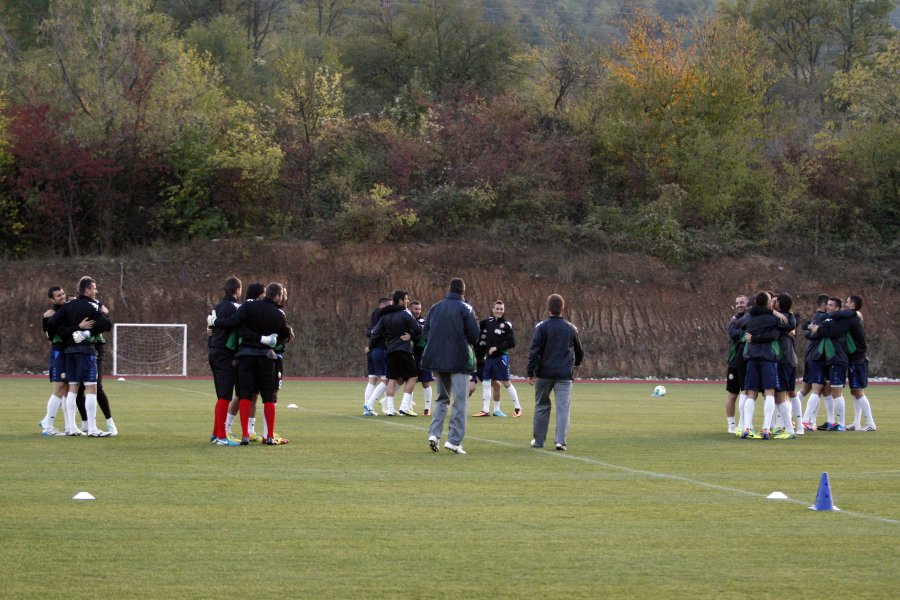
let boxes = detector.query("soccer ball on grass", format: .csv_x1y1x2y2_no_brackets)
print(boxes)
652,385,666,397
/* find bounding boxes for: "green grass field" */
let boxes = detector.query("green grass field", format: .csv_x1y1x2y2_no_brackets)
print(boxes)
2,378,898,599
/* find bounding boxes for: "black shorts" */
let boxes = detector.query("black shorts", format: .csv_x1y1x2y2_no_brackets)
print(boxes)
386,352,418,382
209,348,237,400
725,361,746,395
237,354,278,403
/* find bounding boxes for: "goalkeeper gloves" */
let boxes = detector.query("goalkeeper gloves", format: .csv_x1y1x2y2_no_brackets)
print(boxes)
261,334,278,348
72,330,91,343
207,310,218,327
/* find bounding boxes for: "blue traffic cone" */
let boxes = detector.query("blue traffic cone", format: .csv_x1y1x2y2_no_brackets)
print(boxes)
809,471,840,511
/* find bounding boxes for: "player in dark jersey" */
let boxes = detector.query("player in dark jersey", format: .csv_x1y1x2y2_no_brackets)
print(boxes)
362,297,390,416
810,297,854,431
725,294,748,434
367,290,422,416
205,276,243,445
798,294,831,430
39,286,70,436
843,295,875,431
409,301,434,416
474,300,522,417
772,293,800,435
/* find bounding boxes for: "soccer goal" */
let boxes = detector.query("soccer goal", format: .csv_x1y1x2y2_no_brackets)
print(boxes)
112,324,188,377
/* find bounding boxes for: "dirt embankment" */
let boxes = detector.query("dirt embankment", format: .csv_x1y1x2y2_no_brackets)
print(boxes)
5,241,898,378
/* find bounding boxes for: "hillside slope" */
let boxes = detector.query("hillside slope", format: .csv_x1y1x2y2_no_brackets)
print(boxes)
7,241,898,378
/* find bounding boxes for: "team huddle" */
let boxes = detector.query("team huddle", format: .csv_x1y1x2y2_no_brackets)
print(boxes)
205,277,293,446
725,292,875,440
39,277,118,437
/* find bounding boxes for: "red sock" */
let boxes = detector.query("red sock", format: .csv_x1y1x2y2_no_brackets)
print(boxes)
239,399,251,437
214,398,230,439
264,403,276,440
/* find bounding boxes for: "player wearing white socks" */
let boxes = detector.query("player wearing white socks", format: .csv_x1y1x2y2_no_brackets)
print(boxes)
40,286,70,436
843,295,876,431
798,294,830,431
725,294,749,434
409,301,435,416
479,301,522,417
772,293,800,436
363,297,390,416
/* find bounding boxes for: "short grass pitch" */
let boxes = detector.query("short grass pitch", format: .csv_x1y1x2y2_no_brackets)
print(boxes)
3,378,899,598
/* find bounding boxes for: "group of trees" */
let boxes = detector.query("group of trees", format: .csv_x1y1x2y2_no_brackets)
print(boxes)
0,0,896,261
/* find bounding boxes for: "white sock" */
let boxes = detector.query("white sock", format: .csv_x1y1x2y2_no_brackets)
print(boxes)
364,382,375,403
743,397,756,431
762,395,775,431
106,417,116,428
85,393,98,432
482,380,491,412
402,392,413,412
423,387,433,410
385,396,395,414
736,393,746,430
44,394,62,429
262,412,269,438
64,392,77,433
493,399,501,411
856,394,874,427
824,395,835,423
508,385,521,409
248,417,256,435
777,402,795,434
791,394,802,427
834,395,845,426
804,393,820,423
225,412,235,433
367,382,386,410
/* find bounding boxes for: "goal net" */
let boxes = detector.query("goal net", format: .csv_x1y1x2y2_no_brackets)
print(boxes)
112,324,188,377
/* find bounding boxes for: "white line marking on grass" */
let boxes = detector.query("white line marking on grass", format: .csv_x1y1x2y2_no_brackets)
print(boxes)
321,408,900,526
125,382,900,526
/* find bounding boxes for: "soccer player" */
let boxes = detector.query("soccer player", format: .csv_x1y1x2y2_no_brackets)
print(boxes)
810,297,854,431
526,293,584,451
45,276,113,437
422,278,480,454
799,294,831,430
75,299,117,435
740,292,794,440
234,282,293,445
843,295,875,431
362,297,390,416
772,293,800,435
725,294,748,434
39,285,70,435
475,300,522,417
409,301,434,416
206,276,243,446
367,290,422,416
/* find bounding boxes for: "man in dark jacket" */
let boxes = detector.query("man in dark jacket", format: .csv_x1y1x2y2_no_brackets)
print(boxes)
422,278,479,454
367,290,422,416
526,293,584,451
799,294,831,430
362,297,390,416
473,300,522,418
234,283,293,446
46,276,112,437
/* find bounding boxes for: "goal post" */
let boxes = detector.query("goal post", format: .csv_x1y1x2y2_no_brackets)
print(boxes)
112,324,188,377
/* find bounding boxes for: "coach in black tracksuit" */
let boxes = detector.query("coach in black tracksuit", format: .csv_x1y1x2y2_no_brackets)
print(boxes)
234,283,293,445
